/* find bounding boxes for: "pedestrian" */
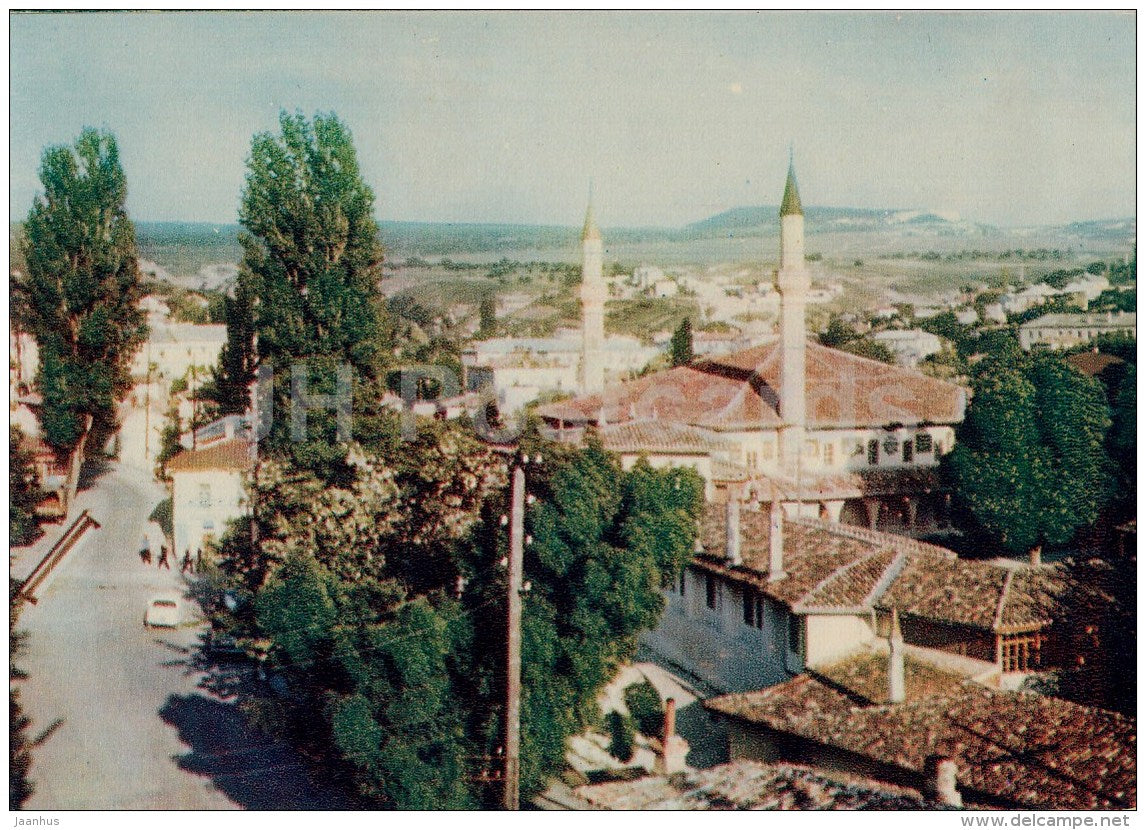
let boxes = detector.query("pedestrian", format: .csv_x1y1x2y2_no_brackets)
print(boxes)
158,545,170,570
181,549,193,574
139,536,152,565
195,548,203,572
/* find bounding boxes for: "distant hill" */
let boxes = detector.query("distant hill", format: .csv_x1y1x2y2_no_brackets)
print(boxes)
684,205,984,236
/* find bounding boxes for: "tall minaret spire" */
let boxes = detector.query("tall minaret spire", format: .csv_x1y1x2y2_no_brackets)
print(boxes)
776,155,809,474
580,188,606,395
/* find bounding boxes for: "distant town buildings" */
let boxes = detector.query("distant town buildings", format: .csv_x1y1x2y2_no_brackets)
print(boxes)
871,328,943,367
1018,310,1136,351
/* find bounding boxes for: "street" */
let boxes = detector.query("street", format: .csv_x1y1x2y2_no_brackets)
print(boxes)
15,460,352,810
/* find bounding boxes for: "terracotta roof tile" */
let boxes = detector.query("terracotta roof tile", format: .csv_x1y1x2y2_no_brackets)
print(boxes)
538,339,966,429
166,438,252,473
706,659,1136,810
695,506,1064,631
598,421,732,455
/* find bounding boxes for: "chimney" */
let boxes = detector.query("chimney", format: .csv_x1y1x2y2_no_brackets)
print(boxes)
654,696,690,776
726,498,742,566
924,755,963,807
768,500,786,582
888,607,905,704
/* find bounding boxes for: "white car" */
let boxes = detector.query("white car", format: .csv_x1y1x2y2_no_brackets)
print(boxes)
144,595,182,628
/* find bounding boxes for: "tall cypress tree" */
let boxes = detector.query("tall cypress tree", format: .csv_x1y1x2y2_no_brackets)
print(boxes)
15,129,147,454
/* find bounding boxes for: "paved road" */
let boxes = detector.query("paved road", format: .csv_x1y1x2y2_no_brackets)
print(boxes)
17,461,352,810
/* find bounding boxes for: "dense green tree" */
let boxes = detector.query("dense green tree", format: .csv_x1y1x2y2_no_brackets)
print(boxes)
1108,363,1135,511
949,353,1113,557
819,316,857,349
211,275,258,415
838,337,896,365
10,583,33,810
15,129,147,454
228,111,391,470
670,317,693,367
477,293,498,339
10,428,42,547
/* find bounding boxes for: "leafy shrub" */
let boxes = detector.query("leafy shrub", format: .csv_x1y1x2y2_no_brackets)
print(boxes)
606,710,635,763
623,680,664,739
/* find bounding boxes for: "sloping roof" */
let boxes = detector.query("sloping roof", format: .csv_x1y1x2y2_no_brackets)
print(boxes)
537,338,966,430
598,421,733,456
166,438,251,473
576,760,943,810
705,662,1136,810
1065,350,1126,377
694,506,1064,630
876,550,1065,632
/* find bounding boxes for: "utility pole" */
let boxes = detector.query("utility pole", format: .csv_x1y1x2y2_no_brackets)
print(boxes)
503,463,525,811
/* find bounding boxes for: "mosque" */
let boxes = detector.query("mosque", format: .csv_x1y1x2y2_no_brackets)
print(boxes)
539,161,968,533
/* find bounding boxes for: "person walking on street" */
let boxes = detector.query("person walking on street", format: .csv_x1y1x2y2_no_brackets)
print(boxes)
139,535,152,565
195,548,203,572
181,549,193,574
158,545,171,570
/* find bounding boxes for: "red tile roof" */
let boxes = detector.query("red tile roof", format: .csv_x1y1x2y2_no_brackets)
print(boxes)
538,338,966,430
706,659,1136,810
695,507,1065,631
166,438,252,473
598,421,733,455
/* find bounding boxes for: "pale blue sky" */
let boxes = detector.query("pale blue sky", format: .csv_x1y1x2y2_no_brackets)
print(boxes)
9,11,1136,228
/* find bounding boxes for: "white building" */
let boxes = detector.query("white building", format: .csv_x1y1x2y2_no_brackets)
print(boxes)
1000,283,1061,316
168,422,251,559
871,328,943,367
131,321,228,383
1018,310,1136,351
652,279,679,298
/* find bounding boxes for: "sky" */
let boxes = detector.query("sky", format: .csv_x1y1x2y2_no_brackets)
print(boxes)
8,11,1137,229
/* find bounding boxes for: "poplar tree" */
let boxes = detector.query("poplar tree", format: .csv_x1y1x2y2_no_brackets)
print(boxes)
16,129,147,454
221,111,391,469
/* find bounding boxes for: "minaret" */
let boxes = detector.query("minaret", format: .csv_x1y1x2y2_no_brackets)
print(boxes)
581,193,606,395
776,156,809,475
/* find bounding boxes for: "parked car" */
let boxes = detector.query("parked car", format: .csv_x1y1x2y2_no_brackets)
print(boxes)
144,595,182,628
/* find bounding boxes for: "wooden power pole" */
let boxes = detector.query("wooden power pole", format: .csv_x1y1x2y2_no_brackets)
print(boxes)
504,463,525,810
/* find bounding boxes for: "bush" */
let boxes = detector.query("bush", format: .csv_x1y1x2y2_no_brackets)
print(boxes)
606,710,635,763
623,680,664,739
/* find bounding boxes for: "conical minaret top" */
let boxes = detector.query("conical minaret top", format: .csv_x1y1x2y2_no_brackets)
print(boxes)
780,154,803,217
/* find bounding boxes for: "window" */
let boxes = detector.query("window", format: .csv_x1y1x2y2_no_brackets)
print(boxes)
1001,633,1043,673
198,484,211,508
915,433,934,454
746,451,758,470
883,438,899,455
787,614,804,655
867,439,879,465
902,440,914,463
743,590,765,629
705,574,719,611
